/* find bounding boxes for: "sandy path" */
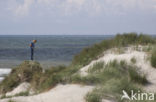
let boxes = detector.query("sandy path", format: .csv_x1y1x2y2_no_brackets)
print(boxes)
0,84,94,102
5,82,31,97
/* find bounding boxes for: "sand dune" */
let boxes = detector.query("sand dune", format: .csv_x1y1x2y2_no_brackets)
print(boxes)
80,46,156,92
1,46,156,102
0,84,94,102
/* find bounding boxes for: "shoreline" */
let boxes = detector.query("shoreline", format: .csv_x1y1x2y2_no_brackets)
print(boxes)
0,68,12,82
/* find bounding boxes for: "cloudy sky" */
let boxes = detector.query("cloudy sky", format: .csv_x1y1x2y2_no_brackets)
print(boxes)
0,0,156,35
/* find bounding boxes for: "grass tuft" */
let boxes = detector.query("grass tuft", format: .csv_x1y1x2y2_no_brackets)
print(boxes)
128,66,148,85
131,57,137,64
85,60,148,102
72,33,155,67
8,100,16,102
151,49,156,68
88,62,105,73
86,89,101,102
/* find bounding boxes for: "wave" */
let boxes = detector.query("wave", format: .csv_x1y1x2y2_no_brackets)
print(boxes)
0,68,11,82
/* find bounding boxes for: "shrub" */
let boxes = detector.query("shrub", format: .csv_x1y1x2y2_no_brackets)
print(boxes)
0,61,43,93
128,66,148,85
131,57,137,64
86,89,101,102
151,49,156,68
0,61,81,93
31,65,67,91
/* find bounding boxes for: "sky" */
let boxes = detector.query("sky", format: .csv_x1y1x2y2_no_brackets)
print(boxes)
0,0,156,35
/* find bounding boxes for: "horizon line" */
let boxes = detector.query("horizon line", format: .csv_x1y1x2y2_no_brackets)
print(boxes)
0,33,155,36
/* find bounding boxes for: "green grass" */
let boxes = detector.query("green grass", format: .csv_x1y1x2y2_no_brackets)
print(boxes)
14,91,29,96
71,74,100,85
142,45,153,52
86,88,101,102
84,60,148,102
0,61,42,93
30,64,84,92
1,91,29,99
151,49,156,68
88,61,105,73
128,66,148,85
0,61,82,94
8,100,16,102
72,33,155,67
31,65,67,92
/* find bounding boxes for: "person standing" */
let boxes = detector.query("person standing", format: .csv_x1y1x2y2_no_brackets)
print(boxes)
30,40,37,60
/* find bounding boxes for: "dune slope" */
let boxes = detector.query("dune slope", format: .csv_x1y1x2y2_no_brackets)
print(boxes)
80,46,156,92
0,84,94,102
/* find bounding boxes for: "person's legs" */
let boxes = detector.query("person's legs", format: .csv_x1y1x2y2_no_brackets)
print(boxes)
31,48,34,60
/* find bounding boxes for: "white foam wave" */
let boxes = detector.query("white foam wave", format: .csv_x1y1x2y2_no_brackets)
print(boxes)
0,68,11,76
0,68,11,82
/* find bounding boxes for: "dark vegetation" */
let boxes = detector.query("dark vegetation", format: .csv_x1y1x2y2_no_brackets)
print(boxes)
0,61,42,93
131,57,136,64
8,100,15,102
31,65,67,92
151,48,156,68
1,91,29,99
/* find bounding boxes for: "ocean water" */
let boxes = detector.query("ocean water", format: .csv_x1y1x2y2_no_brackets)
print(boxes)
0,35,113,81
0,35,113,68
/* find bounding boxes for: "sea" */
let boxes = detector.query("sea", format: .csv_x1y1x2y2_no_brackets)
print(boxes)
0,35,113,81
